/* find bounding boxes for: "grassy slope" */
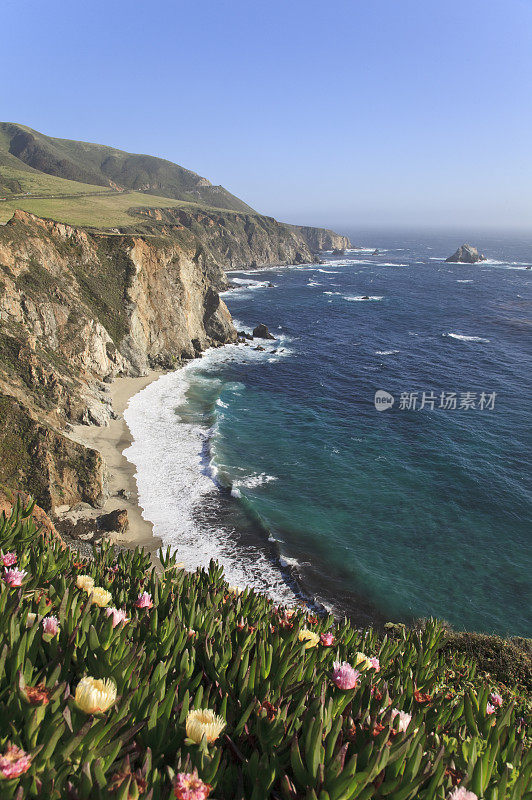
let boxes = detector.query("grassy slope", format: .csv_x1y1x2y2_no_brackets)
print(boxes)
0,122,255,214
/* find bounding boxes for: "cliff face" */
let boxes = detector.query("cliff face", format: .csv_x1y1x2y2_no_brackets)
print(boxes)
131,207,352,269
0,210,236,508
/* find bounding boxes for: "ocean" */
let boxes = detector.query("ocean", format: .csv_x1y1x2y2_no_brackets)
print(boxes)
124,230,532,636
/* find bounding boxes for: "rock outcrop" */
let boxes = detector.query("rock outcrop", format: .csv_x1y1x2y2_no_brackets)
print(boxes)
0,210,237,508
130,207,351,270
445,244,487,263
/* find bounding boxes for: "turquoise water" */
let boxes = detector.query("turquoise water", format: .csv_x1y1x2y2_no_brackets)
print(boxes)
127,231,532,635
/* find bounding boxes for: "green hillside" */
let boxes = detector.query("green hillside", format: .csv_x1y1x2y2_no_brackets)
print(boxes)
0,122,255,214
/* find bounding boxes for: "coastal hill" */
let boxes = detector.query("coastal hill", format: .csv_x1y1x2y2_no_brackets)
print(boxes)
0,121,254,213
0,122,351,260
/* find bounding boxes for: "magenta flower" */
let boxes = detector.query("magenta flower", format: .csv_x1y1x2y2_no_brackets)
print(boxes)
1,552,17,568
369,657,381,672
3,568,27,587
486,702,496,715
490,692,503,707
447,788,478,800
135,592,153,609
0,743,32,780
331,661,360,690
174,769,212,799
42,615,60,636
320,631,334,646
105,607,129,628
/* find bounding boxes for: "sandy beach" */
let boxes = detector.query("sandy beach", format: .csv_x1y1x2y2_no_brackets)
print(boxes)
70,372,164,553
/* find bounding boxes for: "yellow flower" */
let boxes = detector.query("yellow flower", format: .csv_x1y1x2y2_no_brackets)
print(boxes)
186,709,225,744
75,676,117,714
355,652,372,670
89,587,112,607
227,586,242,595
76,574,95,592
298,629,320,649
26,612,37,626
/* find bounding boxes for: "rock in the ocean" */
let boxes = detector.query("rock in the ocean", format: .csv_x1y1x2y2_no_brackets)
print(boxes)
445,244,487,263
332,248,345,256
252,324,275,340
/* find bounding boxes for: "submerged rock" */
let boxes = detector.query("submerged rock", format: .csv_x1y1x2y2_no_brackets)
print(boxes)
445,244,487,263
252,323,275,340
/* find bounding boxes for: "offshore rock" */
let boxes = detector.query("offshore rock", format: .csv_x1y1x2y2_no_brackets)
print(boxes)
252,324,275,340
445,244,487,263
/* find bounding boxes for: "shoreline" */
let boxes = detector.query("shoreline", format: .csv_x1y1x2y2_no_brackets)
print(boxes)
69,371,165,554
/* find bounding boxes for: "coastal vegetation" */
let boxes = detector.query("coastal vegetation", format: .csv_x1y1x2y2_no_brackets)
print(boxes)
0,497,529,799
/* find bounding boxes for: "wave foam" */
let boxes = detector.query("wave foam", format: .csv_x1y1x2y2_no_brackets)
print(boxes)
444,333,490,343
344,295,384,302
123,347,297,602
375,349,399,355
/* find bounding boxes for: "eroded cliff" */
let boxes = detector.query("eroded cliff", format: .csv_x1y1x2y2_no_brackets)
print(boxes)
129,207,351,268
0,210,236,508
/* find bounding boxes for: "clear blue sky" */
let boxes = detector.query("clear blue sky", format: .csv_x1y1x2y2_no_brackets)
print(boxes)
2,0,531,231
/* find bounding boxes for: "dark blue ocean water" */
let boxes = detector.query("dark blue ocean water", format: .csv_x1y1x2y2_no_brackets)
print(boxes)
128,231,532,635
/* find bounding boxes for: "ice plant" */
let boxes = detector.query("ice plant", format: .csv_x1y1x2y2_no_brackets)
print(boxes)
174,769,212,800
447,788,478,800
332,661,360,690
89,587,112,607
105,607,129,628
1,552,17,567
0,743,32,779
298,628,320,649
320,631,334,646
390,708,412,732
76,574,95,592
75,676,117,714
490,692,503,707
486,702,496,715
186,709,225,744
369,656,381,671
135,591,153,609
26,612,37,626
42,615,60,636
3,568,27,587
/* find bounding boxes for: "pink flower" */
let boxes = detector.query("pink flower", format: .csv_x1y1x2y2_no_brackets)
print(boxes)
331,661,359,690
174,769,212,800
447,788,478,800
486,702,496,715
42,615,60,636
490,692,503,707
105,607,129,628
1,552,17,568
0,743,32,779
3,568,27,587
369,657,381,672
320,632,334,646
390,708,412,732
135,592,153,609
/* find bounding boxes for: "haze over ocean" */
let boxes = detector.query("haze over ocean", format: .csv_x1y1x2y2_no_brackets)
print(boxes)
124,230,532,636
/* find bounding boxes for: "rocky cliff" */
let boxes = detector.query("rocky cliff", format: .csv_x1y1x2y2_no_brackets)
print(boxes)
129,207,351,268
0,210,236,508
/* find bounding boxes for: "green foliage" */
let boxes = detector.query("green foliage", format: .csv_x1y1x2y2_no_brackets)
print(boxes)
0,499,529,799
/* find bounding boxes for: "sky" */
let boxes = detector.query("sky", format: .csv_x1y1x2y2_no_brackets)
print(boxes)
1,0,531,231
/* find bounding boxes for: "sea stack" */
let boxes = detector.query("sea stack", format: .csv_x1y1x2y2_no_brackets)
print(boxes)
445,243,487,263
